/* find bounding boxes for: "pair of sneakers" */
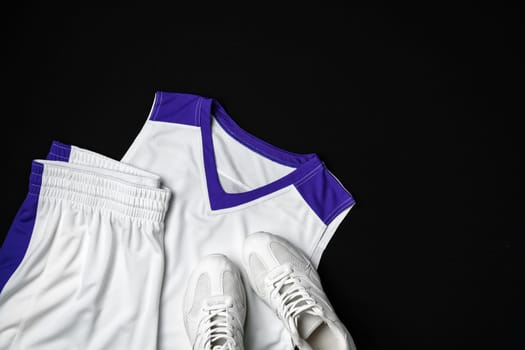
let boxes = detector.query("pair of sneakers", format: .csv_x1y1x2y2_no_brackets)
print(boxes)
183,232,357,350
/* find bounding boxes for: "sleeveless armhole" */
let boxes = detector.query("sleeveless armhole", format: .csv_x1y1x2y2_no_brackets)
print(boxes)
294,166,356,267
121,91,202,163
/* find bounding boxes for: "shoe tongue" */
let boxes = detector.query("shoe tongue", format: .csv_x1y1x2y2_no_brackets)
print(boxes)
297,313,325,339
206,295,231,306
266,265,294,296
203,296,230,349
210,340,227,349
205,296,236,350
207,328,229,349
267,264,323,337
270,270,324,340
267,264,292,281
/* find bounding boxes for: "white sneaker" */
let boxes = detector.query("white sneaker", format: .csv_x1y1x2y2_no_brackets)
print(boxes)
242,232,357,350
183,254,246,350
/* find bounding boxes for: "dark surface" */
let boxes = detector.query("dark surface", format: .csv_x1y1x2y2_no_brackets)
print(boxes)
1,5,522,350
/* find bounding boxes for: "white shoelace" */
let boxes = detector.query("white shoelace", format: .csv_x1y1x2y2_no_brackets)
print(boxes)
267,268,323,331
200,303,237,350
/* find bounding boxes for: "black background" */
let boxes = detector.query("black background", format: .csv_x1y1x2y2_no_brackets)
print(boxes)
1,4,522,350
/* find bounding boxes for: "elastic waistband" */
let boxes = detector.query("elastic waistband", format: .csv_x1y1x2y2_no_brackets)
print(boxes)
29,160,171,223
48,141,161,187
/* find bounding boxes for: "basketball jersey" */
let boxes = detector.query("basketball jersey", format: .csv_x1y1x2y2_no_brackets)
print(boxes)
121,92,355,350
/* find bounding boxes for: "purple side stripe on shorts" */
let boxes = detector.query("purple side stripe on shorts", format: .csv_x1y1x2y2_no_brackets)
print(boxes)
0,142,71,293
0,162,43,293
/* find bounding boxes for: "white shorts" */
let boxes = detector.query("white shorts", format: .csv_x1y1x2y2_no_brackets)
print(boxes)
0,142,170,350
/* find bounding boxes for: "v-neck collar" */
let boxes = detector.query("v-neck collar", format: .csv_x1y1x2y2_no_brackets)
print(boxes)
197,97,323,211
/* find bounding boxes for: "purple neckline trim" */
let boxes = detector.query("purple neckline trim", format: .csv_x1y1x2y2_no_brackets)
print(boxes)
197,97,323,210
146,91,355,223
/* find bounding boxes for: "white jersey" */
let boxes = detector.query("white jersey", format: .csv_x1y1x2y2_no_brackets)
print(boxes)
122,91,355,350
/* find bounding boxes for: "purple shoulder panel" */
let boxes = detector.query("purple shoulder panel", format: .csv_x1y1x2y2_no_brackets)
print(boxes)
149,91,202,126
294,166,355,225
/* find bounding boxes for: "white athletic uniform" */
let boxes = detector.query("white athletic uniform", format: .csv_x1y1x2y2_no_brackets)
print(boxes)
122,92,356,350
0,91,355,350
